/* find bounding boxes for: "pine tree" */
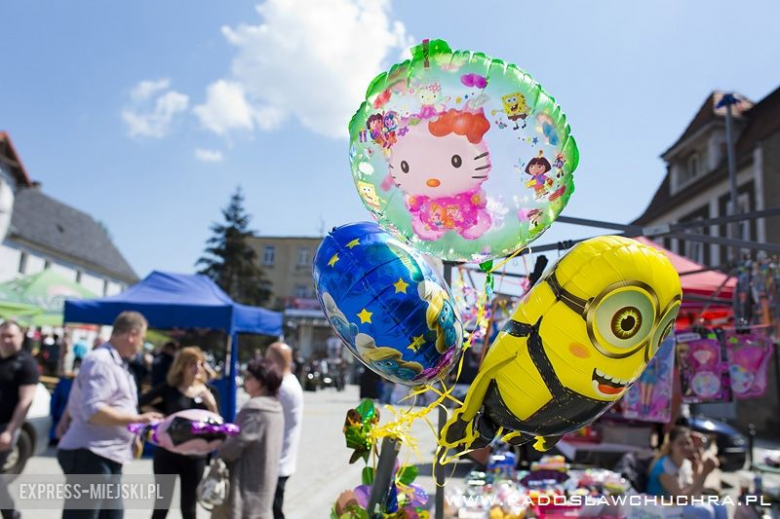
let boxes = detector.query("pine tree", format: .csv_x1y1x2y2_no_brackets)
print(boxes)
197,187,272,306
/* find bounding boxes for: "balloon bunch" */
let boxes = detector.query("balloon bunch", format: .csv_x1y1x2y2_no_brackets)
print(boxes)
317,36,682,517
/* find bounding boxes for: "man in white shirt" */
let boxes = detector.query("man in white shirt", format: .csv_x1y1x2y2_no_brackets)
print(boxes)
266,342,304,519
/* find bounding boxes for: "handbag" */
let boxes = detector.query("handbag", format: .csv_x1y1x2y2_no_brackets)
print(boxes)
197,458,229,510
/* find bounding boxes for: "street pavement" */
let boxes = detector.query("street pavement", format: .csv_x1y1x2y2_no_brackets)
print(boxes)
21,385,444,519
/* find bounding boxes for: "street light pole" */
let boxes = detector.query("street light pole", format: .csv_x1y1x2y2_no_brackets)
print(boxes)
717,93,740,262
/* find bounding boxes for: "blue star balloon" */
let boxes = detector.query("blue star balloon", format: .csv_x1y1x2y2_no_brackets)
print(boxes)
313,222,464,386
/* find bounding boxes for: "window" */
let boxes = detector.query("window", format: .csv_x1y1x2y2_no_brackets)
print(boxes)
294,284,308,298
18,252,27,274
297,247,310,267
687,153,700,180
263,246,275,266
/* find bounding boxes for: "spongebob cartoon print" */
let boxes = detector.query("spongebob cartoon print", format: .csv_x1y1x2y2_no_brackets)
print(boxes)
492,92,530,130
356,181,382,212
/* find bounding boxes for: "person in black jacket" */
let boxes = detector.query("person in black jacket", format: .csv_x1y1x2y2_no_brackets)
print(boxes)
150,341,178,387
139,346,219,519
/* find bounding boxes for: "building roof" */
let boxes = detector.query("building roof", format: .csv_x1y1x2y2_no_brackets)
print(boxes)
0,132,33,187
9,187,138,283
633,85,780,225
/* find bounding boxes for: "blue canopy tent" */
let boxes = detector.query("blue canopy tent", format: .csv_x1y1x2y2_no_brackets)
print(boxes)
63,271,283,420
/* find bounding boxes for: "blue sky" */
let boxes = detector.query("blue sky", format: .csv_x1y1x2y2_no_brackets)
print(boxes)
2,0,778,279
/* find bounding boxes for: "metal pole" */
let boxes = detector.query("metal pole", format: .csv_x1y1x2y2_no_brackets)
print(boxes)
435,263,454,519
435,406,446,519
227,333,238,422
367,437,401,518
718,93,740,261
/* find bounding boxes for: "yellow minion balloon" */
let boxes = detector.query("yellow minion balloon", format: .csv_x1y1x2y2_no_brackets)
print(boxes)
440,236,682,452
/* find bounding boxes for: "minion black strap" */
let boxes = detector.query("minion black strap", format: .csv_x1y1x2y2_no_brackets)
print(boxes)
502,317,567,400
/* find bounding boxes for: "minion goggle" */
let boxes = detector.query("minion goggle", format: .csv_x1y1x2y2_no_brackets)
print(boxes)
547,272,681,362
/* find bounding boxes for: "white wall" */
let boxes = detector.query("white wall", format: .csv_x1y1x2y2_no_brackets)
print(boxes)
25,254,45,275
81,272,104,295
0,244,21,283
0,241,128,297
48,262,77,281
106,281,124,296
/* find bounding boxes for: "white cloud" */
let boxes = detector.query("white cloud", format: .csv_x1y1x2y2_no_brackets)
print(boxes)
130,79,171,102
193,80,255,135
194,148,224,162
122,80,189,138
195,0,411,138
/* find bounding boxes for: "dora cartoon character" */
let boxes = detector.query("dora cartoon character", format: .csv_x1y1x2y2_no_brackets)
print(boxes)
419,281,463,354
388,109,493,241
524,151,554,199
366,111,398,149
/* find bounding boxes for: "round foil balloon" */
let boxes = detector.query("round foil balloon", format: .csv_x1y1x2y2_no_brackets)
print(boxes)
313,222,463,386
348,39,579,262
439,236,681,452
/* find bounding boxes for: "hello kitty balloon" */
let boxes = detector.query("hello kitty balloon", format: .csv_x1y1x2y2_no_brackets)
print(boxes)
348,39,579,262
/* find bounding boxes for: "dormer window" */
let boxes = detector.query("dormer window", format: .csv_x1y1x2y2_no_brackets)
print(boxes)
675,151,705,192
687,153,700,179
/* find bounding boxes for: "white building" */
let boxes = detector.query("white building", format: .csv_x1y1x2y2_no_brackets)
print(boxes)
0,132,137,295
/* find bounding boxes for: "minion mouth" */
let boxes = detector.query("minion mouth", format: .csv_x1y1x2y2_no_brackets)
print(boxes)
591,368,629,397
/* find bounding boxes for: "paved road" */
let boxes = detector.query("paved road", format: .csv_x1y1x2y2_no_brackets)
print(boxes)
20,385,443,518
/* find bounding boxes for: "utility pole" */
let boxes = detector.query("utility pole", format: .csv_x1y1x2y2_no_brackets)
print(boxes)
717,93,740,262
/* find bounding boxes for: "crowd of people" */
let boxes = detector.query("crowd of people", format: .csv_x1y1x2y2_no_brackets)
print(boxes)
0,312,304,519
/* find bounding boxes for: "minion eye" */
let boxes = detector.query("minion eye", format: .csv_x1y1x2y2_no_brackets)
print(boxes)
650,302,681,356
611,307,642,339
593,289,654,350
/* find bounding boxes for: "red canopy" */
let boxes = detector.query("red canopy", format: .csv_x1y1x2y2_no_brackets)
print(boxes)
635,238,735,304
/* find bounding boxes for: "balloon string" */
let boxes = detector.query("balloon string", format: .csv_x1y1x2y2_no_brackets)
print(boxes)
489,246,525,274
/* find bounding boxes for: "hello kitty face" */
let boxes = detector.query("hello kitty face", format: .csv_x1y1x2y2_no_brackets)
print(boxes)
388,123,490,198
417,83,441,105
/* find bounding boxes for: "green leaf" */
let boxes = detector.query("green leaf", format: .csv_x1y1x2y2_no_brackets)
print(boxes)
362,466,375,485
397,465,418,485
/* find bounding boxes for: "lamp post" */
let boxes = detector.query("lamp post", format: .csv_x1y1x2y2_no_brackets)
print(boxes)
716,93,740,262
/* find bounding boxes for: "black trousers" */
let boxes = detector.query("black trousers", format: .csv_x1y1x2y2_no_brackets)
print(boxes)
58,448,123,519
151,448,206,519
273,476,289,519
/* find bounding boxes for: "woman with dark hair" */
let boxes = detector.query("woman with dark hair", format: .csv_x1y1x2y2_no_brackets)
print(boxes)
139,346,219,519
212,359,284,519
647,426,725,518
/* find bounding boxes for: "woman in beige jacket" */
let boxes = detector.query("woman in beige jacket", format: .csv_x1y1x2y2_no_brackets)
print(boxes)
212,359,284,519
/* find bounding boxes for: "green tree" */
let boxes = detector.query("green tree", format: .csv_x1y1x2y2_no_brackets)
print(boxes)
197,186,272,306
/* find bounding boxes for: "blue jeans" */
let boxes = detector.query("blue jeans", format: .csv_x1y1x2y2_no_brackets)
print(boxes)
58,449,124,519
